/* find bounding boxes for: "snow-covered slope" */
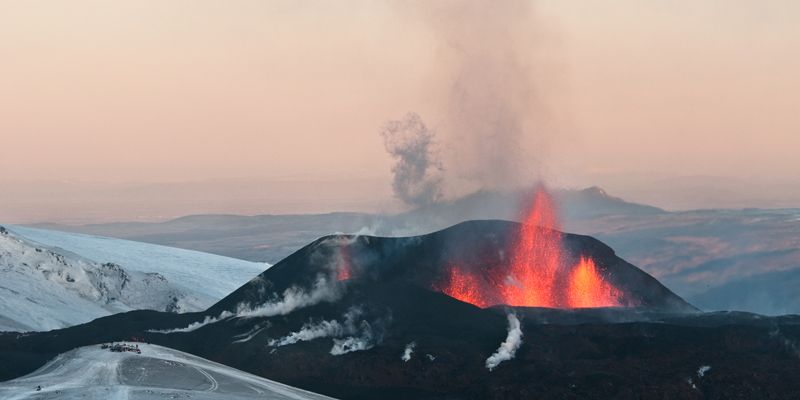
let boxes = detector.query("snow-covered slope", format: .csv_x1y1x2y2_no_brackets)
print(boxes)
0,228,193,331
0,343,335,400
6,226,268,304
0,226,268,332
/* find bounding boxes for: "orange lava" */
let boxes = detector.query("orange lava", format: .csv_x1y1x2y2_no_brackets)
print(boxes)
567,257,622,308
336,244,352,281
439,266,489,308
503,188,563,307
436,186,624,309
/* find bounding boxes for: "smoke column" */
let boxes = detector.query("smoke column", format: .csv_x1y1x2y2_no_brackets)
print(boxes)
416,0,555,195
237,275,341,318
269,307,363,347
486,313,523,371
401,341,416,362
381,113,444,208
330,320,376,355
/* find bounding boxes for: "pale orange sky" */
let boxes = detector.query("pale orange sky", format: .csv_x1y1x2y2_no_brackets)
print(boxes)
1,1,799,221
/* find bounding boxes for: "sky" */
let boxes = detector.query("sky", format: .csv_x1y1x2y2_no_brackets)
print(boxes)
1,0,799,223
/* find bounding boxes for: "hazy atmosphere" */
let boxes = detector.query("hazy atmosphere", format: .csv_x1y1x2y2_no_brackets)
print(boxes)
2,3,800,398
2,0,799,223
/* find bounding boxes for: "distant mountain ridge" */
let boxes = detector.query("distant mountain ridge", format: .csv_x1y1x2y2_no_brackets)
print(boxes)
17,187,800,316
28,187,662,263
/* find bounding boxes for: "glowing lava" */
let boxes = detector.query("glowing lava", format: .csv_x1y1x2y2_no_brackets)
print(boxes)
436,187,625,309
439,266,489,308
567,257,621,308
336,244,352,281
503,188,563,307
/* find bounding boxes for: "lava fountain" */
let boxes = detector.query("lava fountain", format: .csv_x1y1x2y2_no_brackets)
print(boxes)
336,241,353,281
567,257,621,308
437,187,625,309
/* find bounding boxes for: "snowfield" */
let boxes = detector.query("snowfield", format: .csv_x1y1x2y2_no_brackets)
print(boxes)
0,343,335,400
0,226,268,332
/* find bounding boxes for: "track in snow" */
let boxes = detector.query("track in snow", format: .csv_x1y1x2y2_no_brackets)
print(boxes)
0,344,335,400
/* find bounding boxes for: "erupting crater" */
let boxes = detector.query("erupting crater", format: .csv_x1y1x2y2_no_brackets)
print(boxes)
436,188,626,309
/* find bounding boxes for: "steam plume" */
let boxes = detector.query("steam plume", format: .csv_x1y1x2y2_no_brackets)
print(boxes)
269,307,363,347
486,313,523,371
381,113,444,207
148,312,234,334
330,310,388,356
330,321,375,355
237,275,341,318
401,341,416,362
151,275,341,334
270,319,344,347
387,0,555,197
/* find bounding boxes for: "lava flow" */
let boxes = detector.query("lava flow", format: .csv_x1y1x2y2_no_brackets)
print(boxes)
437,187,625,309
440,266,489,308
336,243,353,281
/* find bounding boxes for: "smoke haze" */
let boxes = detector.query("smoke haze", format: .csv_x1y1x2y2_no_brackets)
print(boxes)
382,0,557,204
417,0,553,195
381,113,444,208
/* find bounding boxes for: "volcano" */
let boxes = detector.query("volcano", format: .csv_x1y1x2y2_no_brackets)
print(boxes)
3,220,800,399
204,188,692,314
208,219,694,315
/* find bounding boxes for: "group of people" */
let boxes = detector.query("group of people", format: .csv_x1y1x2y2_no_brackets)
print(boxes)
101,342,141,354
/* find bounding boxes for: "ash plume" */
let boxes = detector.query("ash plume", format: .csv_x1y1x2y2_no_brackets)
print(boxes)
388,0,557,198
486,313,523,371
401,341,416,362
381,113,444,207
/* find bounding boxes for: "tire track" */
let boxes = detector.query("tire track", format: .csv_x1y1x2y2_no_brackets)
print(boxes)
193,366,219,392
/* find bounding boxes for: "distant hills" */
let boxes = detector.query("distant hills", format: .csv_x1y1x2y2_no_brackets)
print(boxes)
17,186,800,316
30,187,662,263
